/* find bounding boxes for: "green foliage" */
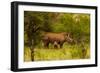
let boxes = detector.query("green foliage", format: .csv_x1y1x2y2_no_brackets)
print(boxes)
24,11,90,46
24,43,90,61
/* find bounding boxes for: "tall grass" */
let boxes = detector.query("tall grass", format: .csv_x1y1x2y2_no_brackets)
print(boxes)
24,43,90,62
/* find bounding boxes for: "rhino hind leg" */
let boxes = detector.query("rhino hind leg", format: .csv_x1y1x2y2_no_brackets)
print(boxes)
44,41,49,48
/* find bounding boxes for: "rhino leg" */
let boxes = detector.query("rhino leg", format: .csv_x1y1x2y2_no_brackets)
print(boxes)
60,42,63,48
54,41,58,48
43,41,49,48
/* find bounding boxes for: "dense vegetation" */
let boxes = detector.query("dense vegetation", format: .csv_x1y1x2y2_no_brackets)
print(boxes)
24,11,90,62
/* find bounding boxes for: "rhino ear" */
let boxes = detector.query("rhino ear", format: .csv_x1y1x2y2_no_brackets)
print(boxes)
65,33,70,37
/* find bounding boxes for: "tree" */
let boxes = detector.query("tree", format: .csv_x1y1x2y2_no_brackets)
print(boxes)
24,11,59,61
24,11,44,61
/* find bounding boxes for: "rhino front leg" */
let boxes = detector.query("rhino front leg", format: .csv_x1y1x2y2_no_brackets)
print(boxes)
59,42,63,48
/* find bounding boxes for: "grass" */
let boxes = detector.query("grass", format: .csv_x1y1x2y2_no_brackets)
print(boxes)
24,43,90,62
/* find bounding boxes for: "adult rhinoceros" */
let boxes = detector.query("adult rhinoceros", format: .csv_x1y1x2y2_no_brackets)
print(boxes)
42,32,75,48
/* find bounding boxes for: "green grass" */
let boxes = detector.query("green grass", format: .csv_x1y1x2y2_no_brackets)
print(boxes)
24,43,90,62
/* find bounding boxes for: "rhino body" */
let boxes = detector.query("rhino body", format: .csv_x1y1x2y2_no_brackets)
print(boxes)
42,32,74,48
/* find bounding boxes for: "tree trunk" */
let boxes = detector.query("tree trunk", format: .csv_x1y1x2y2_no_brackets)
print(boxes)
30,47,34,61
30,39,34,61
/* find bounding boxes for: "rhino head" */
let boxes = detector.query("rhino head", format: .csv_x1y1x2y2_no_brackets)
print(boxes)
64,33,76,44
